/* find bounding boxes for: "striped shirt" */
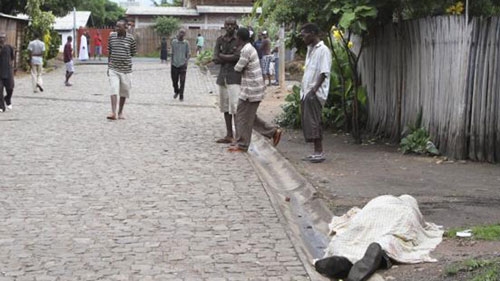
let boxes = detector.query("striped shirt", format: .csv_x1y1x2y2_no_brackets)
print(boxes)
108,32,136,73
234,42,265,102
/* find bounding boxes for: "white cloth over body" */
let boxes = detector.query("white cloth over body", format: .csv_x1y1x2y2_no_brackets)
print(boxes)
79,35,89,61
324,195,443,264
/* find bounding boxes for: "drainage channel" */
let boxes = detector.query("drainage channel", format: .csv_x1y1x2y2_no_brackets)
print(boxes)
247,134,333,281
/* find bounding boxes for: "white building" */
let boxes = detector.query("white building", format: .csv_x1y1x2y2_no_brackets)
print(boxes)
53,11,91,52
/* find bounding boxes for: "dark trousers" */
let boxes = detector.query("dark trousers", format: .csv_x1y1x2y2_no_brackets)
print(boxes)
0,78,14,111
235,99,277,150
171,64,187,100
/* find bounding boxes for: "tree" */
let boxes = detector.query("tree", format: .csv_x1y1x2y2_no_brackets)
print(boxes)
154,16,180,37
1,0,77,16
76,0,125,27
151,0,183,6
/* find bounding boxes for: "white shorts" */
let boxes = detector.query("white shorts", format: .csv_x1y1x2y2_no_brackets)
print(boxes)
65,61,74,73
108,69,132,98
219,83,240,115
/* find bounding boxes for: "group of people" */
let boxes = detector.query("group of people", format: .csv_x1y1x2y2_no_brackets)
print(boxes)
211,18,331,162
78,31,103,61
1,19,331,162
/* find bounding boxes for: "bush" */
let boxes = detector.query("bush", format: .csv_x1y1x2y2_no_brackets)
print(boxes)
275,85,302,128
400,109,439,155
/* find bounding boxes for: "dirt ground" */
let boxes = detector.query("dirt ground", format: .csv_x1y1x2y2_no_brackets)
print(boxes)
258,85,500,281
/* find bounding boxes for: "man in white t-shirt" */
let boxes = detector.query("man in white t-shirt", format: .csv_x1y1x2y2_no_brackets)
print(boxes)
27,32,46,93
299,23,332,163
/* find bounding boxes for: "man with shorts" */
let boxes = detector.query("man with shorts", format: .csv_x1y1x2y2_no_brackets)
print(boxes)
212,17,241,143
107,19,136,120
0,32,15,112
63,36,74,86
260,31,273,86
299,23,332,163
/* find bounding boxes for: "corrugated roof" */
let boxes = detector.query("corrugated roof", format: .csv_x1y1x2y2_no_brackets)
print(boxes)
126,6,199,16
0,12,29,21
196,5,261,14
53,11,91,30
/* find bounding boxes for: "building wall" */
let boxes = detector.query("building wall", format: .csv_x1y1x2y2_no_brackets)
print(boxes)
132,13,248,30
185,0,253,8
0,16,28,70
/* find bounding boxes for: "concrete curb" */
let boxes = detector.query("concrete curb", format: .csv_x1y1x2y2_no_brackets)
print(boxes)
247,133,333,281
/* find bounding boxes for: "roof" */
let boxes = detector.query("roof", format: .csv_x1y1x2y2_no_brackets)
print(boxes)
126,5,261,16
53,11,91,30
126,6,199,16
0,12,29,21
196,5,261,14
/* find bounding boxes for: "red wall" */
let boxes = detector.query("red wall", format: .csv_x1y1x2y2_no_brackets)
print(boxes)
77,27,114,56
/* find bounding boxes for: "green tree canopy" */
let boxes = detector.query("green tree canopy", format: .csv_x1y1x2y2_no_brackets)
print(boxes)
76,0,125,27
154,16,180,37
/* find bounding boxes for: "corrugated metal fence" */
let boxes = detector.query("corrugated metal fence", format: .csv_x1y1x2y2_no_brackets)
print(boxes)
359,16,500,162
132,28,224,56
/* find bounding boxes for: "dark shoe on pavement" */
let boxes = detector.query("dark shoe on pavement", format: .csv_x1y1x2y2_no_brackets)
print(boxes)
346,243,385,281
315,256,353,279
106,113,117,120
37,84,44,92
272,128,283,146
173,92,179,99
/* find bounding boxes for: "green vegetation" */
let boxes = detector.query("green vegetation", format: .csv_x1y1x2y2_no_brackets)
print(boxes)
154,16,180,38
445,258,500,281
76,0,125,27
445,224,500,241
276,85,302,129
400,109,439,155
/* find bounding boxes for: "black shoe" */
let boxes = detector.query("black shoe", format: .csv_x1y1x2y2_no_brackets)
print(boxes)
346,243,386,281
315,256,353,279
37,84,44,92
173,92,179,99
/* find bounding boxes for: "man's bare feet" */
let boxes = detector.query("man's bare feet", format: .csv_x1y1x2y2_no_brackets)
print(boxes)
106,113,117,120
118,114,125,120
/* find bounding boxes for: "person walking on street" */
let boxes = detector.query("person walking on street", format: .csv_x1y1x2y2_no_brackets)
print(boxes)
224,27,282,152
27,32,45,93
160,37,168,63
170,29,190,101
94,31,102,60
0,32,15,112
196,33,204,55
212,17,241,144
299,23,332,163
107,19,136,120
63,36,74,86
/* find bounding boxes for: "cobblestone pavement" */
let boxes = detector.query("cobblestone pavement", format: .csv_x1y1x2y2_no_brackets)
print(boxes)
0,60,310,281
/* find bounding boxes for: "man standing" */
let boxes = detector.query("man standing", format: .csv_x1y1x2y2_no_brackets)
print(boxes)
225,27,282,152
196,33,204,55
212,17,241,144
0,32,15,112
63,36,74,86
27,32,45,93
299,23,332,163
94,31,102,60
170,29,190,101
107,19,136,120
260,30,273,86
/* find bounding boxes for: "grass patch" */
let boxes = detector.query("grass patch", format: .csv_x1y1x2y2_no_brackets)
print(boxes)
445,224,500,240
445,258,500,281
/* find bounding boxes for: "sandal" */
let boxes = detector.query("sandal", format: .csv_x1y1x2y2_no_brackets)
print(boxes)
228,146,247,153
106,113,117,120
272,128,283,146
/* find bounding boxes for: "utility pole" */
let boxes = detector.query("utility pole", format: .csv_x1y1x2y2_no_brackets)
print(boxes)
278,24,285,92
73,7,76,58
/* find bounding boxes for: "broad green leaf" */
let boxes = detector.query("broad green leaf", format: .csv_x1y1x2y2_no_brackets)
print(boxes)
339,12,356,29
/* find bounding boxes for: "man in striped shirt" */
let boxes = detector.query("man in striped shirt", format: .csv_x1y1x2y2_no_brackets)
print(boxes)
107,19,136,120
224,27,282,152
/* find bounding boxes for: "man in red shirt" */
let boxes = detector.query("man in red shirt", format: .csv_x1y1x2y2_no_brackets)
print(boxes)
63,36,74,86
94,31,102,60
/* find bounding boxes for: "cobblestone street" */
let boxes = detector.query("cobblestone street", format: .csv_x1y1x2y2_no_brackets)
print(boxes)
0,60,310,281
